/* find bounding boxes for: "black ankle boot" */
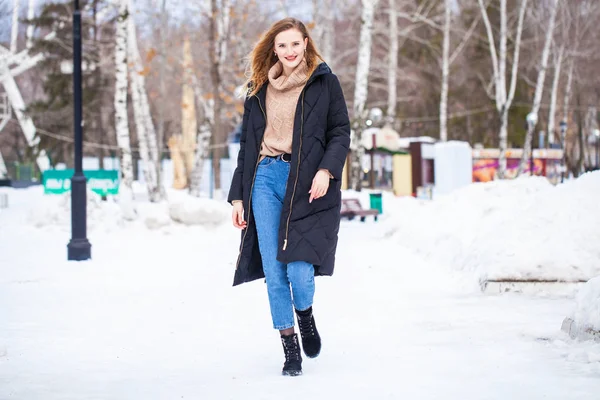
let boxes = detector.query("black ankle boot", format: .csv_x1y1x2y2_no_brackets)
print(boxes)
295,307,321,358
280,333,302,376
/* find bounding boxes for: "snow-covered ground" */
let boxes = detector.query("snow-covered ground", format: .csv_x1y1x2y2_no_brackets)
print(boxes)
376,171,600,285
1,175,600,399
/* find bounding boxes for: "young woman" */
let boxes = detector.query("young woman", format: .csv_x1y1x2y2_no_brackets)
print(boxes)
228,17,350,376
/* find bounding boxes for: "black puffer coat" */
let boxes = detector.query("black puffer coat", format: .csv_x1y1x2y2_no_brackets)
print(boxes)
228,62,351,286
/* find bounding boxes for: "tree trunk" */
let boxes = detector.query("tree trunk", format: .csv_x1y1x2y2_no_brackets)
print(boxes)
0,59,50,172
209,0,225,198
547,46,564,147
127,1,162,202
189,71,214,196
498,106,509,176
92,0,106,170
517,0,560,176
322,0,335,68
560,59,574,181
387,0,398,121
575,89,584,176
189,122,211,197
439,0,451,141
114,0,134,194
25,0,35,49
478,0,528,178
10,0,20,53
181,38,197,184
0,152,7,178
157,0,168,187
350,0,379,191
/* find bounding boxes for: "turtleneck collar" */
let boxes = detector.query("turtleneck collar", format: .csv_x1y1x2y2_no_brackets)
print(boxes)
268,57,308,91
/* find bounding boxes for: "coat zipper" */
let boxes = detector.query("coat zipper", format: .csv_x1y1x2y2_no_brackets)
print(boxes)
282,91,305,251
235,95,267,270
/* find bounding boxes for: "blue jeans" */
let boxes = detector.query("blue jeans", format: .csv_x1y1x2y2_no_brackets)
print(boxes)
252,156,315,330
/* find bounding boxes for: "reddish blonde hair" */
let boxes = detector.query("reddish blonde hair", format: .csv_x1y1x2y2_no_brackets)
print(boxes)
242,18,323,97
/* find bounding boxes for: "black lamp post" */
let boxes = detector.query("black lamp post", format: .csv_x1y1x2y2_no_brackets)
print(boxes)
67,0,91,261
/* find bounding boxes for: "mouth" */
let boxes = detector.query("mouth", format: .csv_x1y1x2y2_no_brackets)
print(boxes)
284,55,298,62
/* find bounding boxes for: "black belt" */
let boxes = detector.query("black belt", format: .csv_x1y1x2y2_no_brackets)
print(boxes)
266,153,291,163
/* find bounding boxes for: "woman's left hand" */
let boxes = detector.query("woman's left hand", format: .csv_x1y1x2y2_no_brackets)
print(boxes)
309,169,331,203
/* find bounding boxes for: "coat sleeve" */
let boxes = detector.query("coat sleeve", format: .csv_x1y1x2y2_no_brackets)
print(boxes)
318,75,351,180
227,96,251,204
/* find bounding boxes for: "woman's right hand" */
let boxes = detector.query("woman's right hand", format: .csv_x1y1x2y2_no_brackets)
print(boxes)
232,202,247,229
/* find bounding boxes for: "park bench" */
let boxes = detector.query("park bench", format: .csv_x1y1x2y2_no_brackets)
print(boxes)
340,198,379,222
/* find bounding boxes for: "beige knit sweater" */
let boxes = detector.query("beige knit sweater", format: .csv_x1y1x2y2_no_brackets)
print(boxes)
260,58,308,157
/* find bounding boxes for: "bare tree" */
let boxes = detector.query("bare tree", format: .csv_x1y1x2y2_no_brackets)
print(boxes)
10,0,20,53
517,0,560,176
114,0,135,217
546,47,564,147
386,0,398,121
439,0,450,141
311,0,335,66
206,0,231,199
127,0,163,201
478,0,528,178
350,0,379,191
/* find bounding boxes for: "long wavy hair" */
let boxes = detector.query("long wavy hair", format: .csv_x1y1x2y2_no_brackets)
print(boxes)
242,18,324,97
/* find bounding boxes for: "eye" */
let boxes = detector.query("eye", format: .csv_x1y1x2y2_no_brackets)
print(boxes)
278,44,285,48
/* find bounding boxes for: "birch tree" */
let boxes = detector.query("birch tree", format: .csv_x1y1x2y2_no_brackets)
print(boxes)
394,2,480,141
517,0,560,176
10,0,20,53
322,0,335,68
350,0,379,191
478,0,528,178
114,0,135,217
386,0,398,121
127,0,163,202
25,0,35,49
311,0,335,68
439,0,450,141
188,72,213,197
188,0,237,197
156,0,168,192
559,58,574,179
205,0,231,199
546,46,563,147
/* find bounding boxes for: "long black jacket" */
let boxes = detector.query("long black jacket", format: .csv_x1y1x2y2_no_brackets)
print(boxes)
227,62,351,286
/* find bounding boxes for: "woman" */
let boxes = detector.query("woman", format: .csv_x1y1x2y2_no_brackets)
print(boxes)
228,17,350,376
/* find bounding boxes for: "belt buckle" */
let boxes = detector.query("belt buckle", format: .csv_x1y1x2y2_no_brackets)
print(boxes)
280,153,291,163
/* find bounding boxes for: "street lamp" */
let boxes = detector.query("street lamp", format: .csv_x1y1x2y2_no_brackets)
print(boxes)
526,112,538,175
594,128,600,170
67,0,91,261
559,120,567,145
559,120,567,182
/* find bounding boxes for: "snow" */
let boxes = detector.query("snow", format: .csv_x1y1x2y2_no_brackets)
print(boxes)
381,171,600,286
1,175,600,399
168,190,230,226
571,276,600,333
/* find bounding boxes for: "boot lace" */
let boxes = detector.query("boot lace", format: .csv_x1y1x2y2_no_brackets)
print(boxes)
283,336,301,362
298,314,315,338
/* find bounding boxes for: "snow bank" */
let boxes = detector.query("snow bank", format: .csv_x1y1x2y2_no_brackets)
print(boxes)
22,185,230,231
168,193,230,226
571,276,600,333
386,171,600,284
27,189,125,231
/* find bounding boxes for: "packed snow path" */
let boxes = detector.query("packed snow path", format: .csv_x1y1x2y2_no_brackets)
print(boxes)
1,188,599,399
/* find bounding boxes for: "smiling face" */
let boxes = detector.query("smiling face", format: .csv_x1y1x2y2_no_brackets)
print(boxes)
273,28,308,74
